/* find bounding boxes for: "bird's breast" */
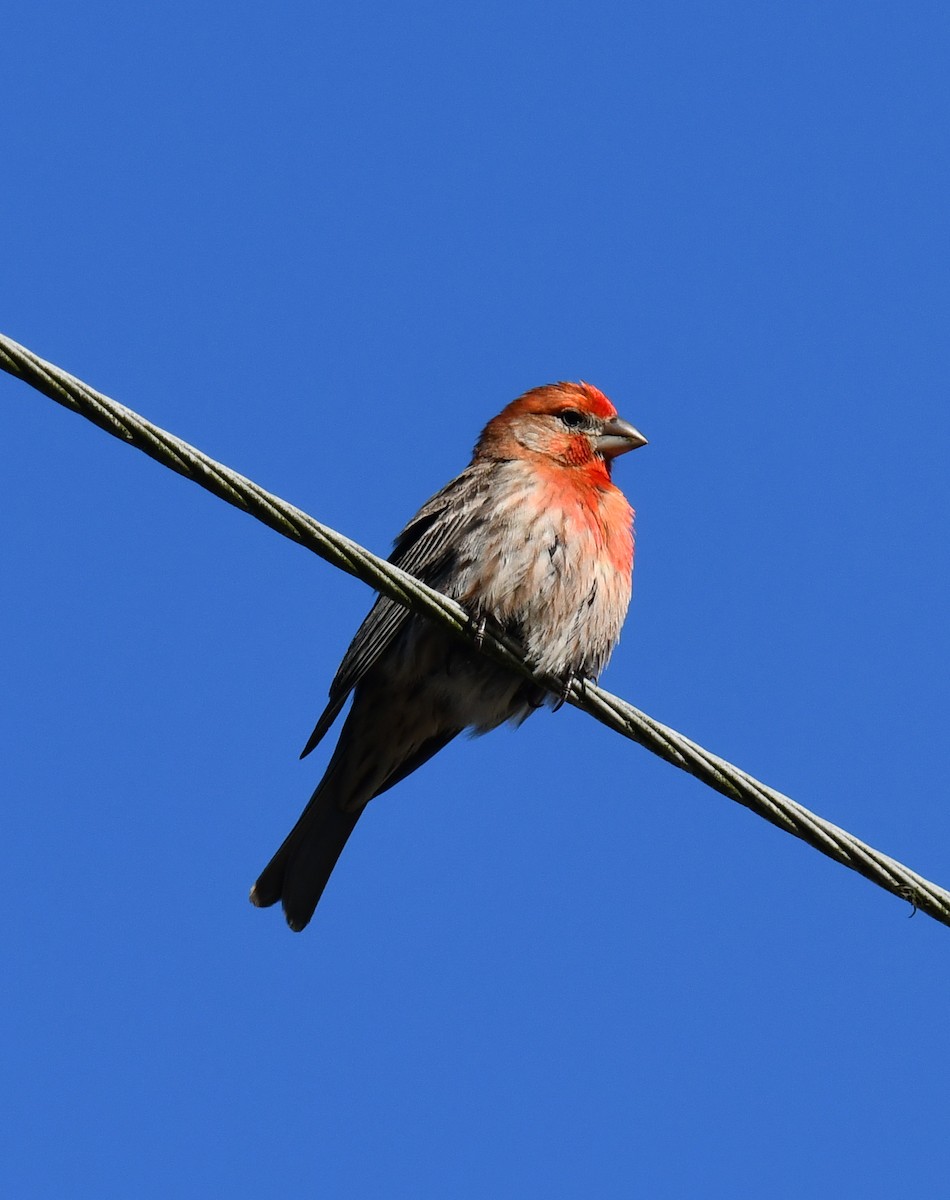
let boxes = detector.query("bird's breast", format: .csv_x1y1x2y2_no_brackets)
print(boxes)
447,466,634,679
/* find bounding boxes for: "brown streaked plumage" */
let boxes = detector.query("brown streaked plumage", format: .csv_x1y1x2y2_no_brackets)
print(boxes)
250,382,646,930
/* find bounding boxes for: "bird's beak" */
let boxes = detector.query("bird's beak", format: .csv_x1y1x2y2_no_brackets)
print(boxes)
597,416,648,459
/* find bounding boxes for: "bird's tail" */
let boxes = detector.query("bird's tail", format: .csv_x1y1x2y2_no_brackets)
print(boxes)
250,782,362,932
251,694,463,931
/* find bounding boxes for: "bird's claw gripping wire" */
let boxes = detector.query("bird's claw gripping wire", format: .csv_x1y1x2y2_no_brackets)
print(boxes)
552,670,584,712
470,613,488,650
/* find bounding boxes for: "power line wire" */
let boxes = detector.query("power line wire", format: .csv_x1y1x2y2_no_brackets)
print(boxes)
3,330,948,930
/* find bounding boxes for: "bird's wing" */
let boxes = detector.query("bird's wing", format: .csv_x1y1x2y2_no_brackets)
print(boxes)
300,465,487,758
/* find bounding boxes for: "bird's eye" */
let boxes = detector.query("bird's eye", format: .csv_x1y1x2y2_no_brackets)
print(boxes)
558,409,586,429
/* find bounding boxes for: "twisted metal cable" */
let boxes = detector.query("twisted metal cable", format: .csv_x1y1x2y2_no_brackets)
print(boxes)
3,330,948,930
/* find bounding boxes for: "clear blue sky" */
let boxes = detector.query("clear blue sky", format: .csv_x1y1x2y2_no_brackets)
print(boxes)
3,3,949,1196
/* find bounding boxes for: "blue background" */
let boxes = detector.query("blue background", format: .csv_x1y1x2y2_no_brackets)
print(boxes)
3,3,949,1196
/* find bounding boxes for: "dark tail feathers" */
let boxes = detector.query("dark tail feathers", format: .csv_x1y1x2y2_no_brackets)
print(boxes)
250,789,362,932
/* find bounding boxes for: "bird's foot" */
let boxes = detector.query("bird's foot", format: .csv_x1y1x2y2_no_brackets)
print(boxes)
552,670,585,712
470,613,488,649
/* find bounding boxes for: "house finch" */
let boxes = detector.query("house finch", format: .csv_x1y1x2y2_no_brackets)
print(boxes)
250,382,646,930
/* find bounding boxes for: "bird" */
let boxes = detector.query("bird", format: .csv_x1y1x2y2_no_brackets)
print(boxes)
250,381,646,930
